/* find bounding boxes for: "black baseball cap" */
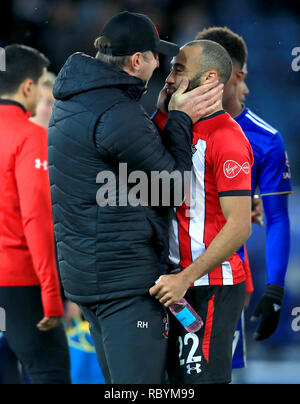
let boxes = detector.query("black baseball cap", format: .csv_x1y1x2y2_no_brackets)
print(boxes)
99,11,179,57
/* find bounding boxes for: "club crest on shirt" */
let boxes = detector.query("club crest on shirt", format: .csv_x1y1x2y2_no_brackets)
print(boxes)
223,160,250,179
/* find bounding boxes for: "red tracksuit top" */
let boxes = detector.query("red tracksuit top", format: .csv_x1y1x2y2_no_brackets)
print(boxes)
0,100,64,317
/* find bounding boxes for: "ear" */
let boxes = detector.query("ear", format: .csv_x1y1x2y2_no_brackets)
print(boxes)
129,52,143,73
236,70,246,83
20,79,34,98
201,70,218,85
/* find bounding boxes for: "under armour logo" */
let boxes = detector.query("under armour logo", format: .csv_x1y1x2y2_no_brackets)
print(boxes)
223,160,250,179
35,159,48,171
273,304,281,312
186,363,201,375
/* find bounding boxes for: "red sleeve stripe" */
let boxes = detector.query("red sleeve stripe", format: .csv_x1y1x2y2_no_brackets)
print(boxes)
176,203,193,270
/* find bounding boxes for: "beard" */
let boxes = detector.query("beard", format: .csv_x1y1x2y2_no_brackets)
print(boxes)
165,73,203,108
187,73,202,92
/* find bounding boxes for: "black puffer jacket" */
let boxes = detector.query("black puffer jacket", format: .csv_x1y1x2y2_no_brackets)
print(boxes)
48,53,192,304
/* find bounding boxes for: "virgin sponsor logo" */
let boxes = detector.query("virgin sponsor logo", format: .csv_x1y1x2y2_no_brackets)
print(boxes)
223,160,250,179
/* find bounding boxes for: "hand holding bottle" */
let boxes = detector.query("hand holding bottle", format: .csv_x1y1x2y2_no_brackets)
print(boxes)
149,273,190,307
151,276,204,333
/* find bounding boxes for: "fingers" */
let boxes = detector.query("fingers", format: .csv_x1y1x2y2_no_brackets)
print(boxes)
253,215,264,226
150,284,168,301
174,77,189,95
149,282,173,307
155,290,176,307
149,284,159,297
194,83,224,106
37,317,61,332
250,303,262,322
196,99,221,120
162,298,174,308
188,80,222,97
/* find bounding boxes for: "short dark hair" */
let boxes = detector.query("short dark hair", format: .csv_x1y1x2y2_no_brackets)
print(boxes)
186,40,233,84
0,44,50,96
195,27,248,68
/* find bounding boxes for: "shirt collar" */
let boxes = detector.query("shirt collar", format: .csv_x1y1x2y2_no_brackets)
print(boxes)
0,99,27,114
197,109,226,123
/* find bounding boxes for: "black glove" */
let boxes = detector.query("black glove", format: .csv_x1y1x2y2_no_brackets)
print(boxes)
250,284,284,341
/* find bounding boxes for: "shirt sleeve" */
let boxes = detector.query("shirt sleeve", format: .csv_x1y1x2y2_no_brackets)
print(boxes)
259,132,292,196
15,125,64,317
152,109,169,131
210,127,254,197
263,193,290,287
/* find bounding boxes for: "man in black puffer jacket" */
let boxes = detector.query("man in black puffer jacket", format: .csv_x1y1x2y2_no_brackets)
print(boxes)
48,11,223,384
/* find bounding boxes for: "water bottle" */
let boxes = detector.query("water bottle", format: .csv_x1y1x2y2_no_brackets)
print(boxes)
169,298,204,333
155,277,204,333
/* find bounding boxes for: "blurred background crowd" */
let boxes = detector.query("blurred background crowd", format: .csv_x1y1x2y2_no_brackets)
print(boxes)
0,0,299,384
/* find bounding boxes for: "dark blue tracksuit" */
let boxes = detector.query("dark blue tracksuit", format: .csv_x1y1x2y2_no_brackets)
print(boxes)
48,53,193,383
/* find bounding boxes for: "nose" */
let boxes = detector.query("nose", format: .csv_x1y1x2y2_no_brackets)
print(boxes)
244,82,250,95
166,71,175,85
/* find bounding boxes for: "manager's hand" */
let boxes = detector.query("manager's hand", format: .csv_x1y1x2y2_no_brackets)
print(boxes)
168,78,224,124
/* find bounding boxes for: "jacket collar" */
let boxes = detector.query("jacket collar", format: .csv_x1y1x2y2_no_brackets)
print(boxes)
125,82,147,100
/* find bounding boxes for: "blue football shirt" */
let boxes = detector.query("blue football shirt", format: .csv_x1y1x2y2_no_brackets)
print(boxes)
232,107,292,369
235,107,292,197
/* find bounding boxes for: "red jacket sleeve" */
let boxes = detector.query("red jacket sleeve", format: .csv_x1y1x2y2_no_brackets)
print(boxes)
244,244,254,293
152,109,169,130
15,124,64,317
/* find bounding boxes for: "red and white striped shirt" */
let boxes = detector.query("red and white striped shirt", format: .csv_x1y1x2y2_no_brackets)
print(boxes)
154,110,254,286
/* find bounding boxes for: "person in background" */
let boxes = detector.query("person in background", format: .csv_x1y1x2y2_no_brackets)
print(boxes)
30,66,103,384
31,71,56,129
195,27,292,368
0,44,70,384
